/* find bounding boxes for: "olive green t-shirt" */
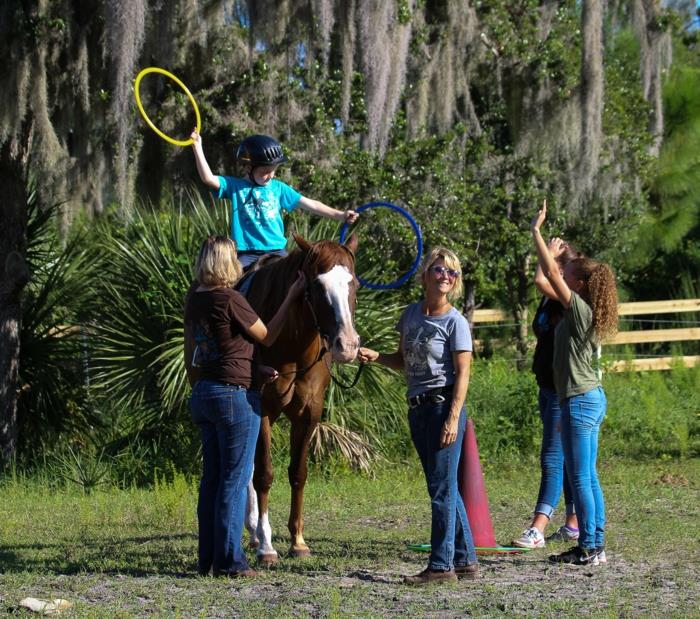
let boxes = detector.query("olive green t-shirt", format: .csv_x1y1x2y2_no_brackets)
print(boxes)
553,291,600,400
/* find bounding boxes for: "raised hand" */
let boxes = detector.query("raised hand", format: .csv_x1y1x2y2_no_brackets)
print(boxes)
530,199,547,231
547,237,567,259
190,128,201,147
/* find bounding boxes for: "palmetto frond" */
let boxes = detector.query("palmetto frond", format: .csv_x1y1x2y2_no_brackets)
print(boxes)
309,421,380,473
89,194,228,429
19,197,97,451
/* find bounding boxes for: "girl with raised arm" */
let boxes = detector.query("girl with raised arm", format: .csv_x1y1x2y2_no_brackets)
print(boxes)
531,202,618,565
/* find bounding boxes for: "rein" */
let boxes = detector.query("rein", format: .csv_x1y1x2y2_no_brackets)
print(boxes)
323,351,365,389
275,334,326,379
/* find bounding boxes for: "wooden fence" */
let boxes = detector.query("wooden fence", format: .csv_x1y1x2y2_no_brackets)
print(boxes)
472,299,700,372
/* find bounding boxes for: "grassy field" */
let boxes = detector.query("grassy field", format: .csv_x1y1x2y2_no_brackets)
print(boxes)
0,458,698,617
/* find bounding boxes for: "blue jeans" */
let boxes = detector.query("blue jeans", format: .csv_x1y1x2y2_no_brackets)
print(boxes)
239,249,287,271
560,386,607,550
190,380,261,574
408,397,477,570
535,388,575,519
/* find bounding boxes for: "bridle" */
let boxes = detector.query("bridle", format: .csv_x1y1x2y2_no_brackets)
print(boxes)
275,244,364,389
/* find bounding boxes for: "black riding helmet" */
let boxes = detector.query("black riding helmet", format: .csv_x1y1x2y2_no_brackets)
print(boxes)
236,134,288,167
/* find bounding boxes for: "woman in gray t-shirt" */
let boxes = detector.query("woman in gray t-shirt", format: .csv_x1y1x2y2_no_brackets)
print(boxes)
358,247,478,585
531,202,618,567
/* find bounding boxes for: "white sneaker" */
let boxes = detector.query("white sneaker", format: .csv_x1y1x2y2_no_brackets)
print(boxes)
513,527,545,549
596,548,607,564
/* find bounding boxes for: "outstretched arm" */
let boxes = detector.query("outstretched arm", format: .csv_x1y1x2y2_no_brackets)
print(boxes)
244,272,306,346
357,343,404,370
296,196,359,224
191,130,220,190
531,201,572,307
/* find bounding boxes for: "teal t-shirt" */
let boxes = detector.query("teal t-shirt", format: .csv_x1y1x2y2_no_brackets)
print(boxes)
215,176,302,251
553,291,600,400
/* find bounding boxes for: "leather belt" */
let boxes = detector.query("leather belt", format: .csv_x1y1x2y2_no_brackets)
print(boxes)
407,385,453,408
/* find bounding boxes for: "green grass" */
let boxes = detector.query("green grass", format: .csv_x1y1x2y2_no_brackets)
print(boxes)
1,459,698,617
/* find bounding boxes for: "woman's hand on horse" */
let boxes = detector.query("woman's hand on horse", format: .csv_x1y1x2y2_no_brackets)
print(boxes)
530,199,547,232
259,365,280,383
287,271,306,300
357,347,379,364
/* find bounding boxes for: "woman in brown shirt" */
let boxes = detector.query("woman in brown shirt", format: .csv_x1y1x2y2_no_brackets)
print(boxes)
184,235,304,578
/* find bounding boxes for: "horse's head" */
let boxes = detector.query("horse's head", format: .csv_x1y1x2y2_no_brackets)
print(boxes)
294,233,360,363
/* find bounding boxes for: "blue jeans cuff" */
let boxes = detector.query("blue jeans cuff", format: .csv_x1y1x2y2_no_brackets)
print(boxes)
428,562,451,571
565,503,576,517
535,503,555,518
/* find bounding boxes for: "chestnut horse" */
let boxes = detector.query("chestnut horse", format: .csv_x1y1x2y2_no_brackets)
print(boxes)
242,233,360,563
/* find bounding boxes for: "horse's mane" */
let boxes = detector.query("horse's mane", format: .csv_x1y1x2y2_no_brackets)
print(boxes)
244,250,305,322
244,240,355,322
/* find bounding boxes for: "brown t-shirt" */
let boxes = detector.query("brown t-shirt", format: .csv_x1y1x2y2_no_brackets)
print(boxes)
184,286,260,389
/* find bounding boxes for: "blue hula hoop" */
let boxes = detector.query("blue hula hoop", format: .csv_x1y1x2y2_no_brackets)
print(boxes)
339,202,423,290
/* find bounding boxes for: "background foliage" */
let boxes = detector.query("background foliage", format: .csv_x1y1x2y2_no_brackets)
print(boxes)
4,1,700,477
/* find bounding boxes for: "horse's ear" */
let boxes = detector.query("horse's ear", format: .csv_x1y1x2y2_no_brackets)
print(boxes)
344,233,358,255
293,232,312,252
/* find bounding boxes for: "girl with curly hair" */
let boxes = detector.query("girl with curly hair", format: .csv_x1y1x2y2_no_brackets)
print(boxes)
512,241,581,550
530,202,618,566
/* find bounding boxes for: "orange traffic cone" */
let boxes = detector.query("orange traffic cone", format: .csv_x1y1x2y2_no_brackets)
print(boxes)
458,418,497,548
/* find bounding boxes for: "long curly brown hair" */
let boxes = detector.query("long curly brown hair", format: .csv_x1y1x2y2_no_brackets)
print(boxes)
569,258,618,342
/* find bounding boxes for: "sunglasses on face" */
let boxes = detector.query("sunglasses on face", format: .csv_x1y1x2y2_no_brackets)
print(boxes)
429,265,460,279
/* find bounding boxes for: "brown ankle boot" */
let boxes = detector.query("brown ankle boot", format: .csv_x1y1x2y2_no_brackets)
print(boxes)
455,563,479,579
404,568,457,585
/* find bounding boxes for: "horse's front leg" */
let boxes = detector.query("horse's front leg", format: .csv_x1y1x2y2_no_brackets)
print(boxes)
252,415,279,565
245,475,259,549
287,409,319,558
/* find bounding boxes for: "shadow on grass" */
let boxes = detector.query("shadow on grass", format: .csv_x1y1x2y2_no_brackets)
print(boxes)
0,532,408,579
0,533,198,577
1,532,526,581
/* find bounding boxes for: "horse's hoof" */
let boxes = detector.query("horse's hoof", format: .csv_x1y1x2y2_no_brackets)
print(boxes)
257,553,279,566
290,545,311,559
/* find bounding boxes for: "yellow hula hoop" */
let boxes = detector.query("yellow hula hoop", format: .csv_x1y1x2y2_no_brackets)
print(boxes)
134,67,201,147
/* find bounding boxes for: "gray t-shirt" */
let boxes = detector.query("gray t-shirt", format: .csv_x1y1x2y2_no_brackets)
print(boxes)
397,302,473,398
553,291,601,400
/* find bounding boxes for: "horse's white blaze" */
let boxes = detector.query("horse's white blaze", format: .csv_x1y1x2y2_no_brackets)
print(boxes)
317,265,359,360
245,479,259,544
256,511,277,557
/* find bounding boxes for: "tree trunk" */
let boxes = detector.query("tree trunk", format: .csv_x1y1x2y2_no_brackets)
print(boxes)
633,0,672,157
512,254,531,370
462,278,476,328
0,135,30,467
580,0,604,187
